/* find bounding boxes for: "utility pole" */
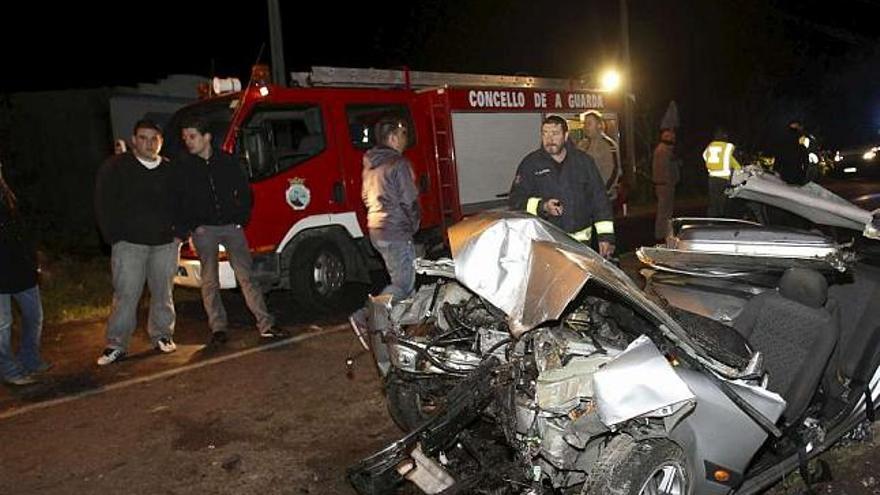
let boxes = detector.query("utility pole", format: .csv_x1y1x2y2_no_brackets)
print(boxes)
620,0,637,180
268,0,287,85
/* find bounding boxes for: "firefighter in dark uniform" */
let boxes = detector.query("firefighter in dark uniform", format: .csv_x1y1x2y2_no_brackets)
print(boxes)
509,115,616,258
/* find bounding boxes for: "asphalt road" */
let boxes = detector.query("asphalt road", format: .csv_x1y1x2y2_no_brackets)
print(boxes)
0,319,400,495
2,175,878,494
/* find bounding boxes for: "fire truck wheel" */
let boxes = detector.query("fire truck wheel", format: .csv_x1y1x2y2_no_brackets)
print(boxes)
290,239,347,311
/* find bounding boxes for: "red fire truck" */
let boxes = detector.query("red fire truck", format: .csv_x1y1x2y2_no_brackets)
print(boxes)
166,66,621,310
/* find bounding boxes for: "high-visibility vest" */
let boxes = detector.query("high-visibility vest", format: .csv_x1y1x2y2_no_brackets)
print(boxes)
702,140,741,178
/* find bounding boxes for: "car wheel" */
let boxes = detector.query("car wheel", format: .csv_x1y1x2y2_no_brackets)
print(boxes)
582,436,690,495
290,239,347,311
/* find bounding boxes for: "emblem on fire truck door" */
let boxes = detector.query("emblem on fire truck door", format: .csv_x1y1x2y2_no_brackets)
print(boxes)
285,177,311,210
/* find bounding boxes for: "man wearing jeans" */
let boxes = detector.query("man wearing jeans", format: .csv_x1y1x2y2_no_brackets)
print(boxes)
177,118,287,346
0,160,50,385
349,118,421,338
94,119,181,365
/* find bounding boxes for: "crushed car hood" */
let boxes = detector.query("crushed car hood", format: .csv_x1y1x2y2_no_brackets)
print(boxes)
728,167,880,239
448,212,631,337
447,212,751,378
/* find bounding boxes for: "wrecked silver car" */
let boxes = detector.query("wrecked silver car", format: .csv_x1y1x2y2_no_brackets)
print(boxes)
348,170,880,495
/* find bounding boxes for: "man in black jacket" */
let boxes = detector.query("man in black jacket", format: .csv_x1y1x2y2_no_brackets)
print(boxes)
94,119,181,365
777,120,816,186
177,118,287,346
0,160,50,385
509,115,615,258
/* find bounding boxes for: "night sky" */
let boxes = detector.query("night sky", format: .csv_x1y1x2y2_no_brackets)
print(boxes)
4,0,880,148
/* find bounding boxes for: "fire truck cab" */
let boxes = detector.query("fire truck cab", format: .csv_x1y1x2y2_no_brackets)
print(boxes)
166,67,620,310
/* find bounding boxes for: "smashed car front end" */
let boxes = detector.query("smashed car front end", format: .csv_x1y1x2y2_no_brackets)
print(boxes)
350,212,785,495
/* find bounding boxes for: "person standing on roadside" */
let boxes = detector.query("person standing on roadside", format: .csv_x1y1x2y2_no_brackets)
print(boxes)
94,119,181,366
0,159,50,385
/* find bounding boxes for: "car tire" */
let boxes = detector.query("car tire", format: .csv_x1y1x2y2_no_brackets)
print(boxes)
290,239,347,312
582,436,690,495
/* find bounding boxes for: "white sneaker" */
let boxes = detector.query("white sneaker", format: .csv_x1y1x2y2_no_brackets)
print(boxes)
156,337,177,353
97,348,125,366
259,327,290,339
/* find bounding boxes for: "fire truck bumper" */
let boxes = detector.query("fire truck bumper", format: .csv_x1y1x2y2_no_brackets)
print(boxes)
174,259,238,289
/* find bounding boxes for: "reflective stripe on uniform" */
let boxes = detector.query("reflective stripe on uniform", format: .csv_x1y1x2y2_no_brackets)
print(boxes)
595,220,615,235
526,197,541,215
721,142,732,173
703,146,721,164
704,143,725,174
571,227,592,242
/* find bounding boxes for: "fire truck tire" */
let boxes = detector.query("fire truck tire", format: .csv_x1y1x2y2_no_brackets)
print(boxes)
290,239,347,311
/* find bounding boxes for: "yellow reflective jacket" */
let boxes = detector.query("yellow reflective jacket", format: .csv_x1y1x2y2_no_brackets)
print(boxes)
702,140,741,178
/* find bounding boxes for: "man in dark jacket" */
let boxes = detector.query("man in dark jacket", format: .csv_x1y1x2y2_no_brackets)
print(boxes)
177,118,287,346
777,120,816,186
361,118,421,299
0,160,49,385
94,119,181,365
509,115,615,258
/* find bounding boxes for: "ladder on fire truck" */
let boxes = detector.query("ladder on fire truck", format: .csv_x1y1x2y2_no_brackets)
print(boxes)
426,89,461,226
289,66,591,91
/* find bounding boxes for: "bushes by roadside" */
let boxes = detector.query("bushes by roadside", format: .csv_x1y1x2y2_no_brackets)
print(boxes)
38,254,113,324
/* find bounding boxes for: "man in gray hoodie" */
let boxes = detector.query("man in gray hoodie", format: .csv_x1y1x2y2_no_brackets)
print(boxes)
349,119,421,340
361,118,421,299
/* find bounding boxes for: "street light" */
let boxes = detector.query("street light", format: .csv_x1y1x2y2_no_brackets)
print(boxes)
620,0,637,183
599,69,622,92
